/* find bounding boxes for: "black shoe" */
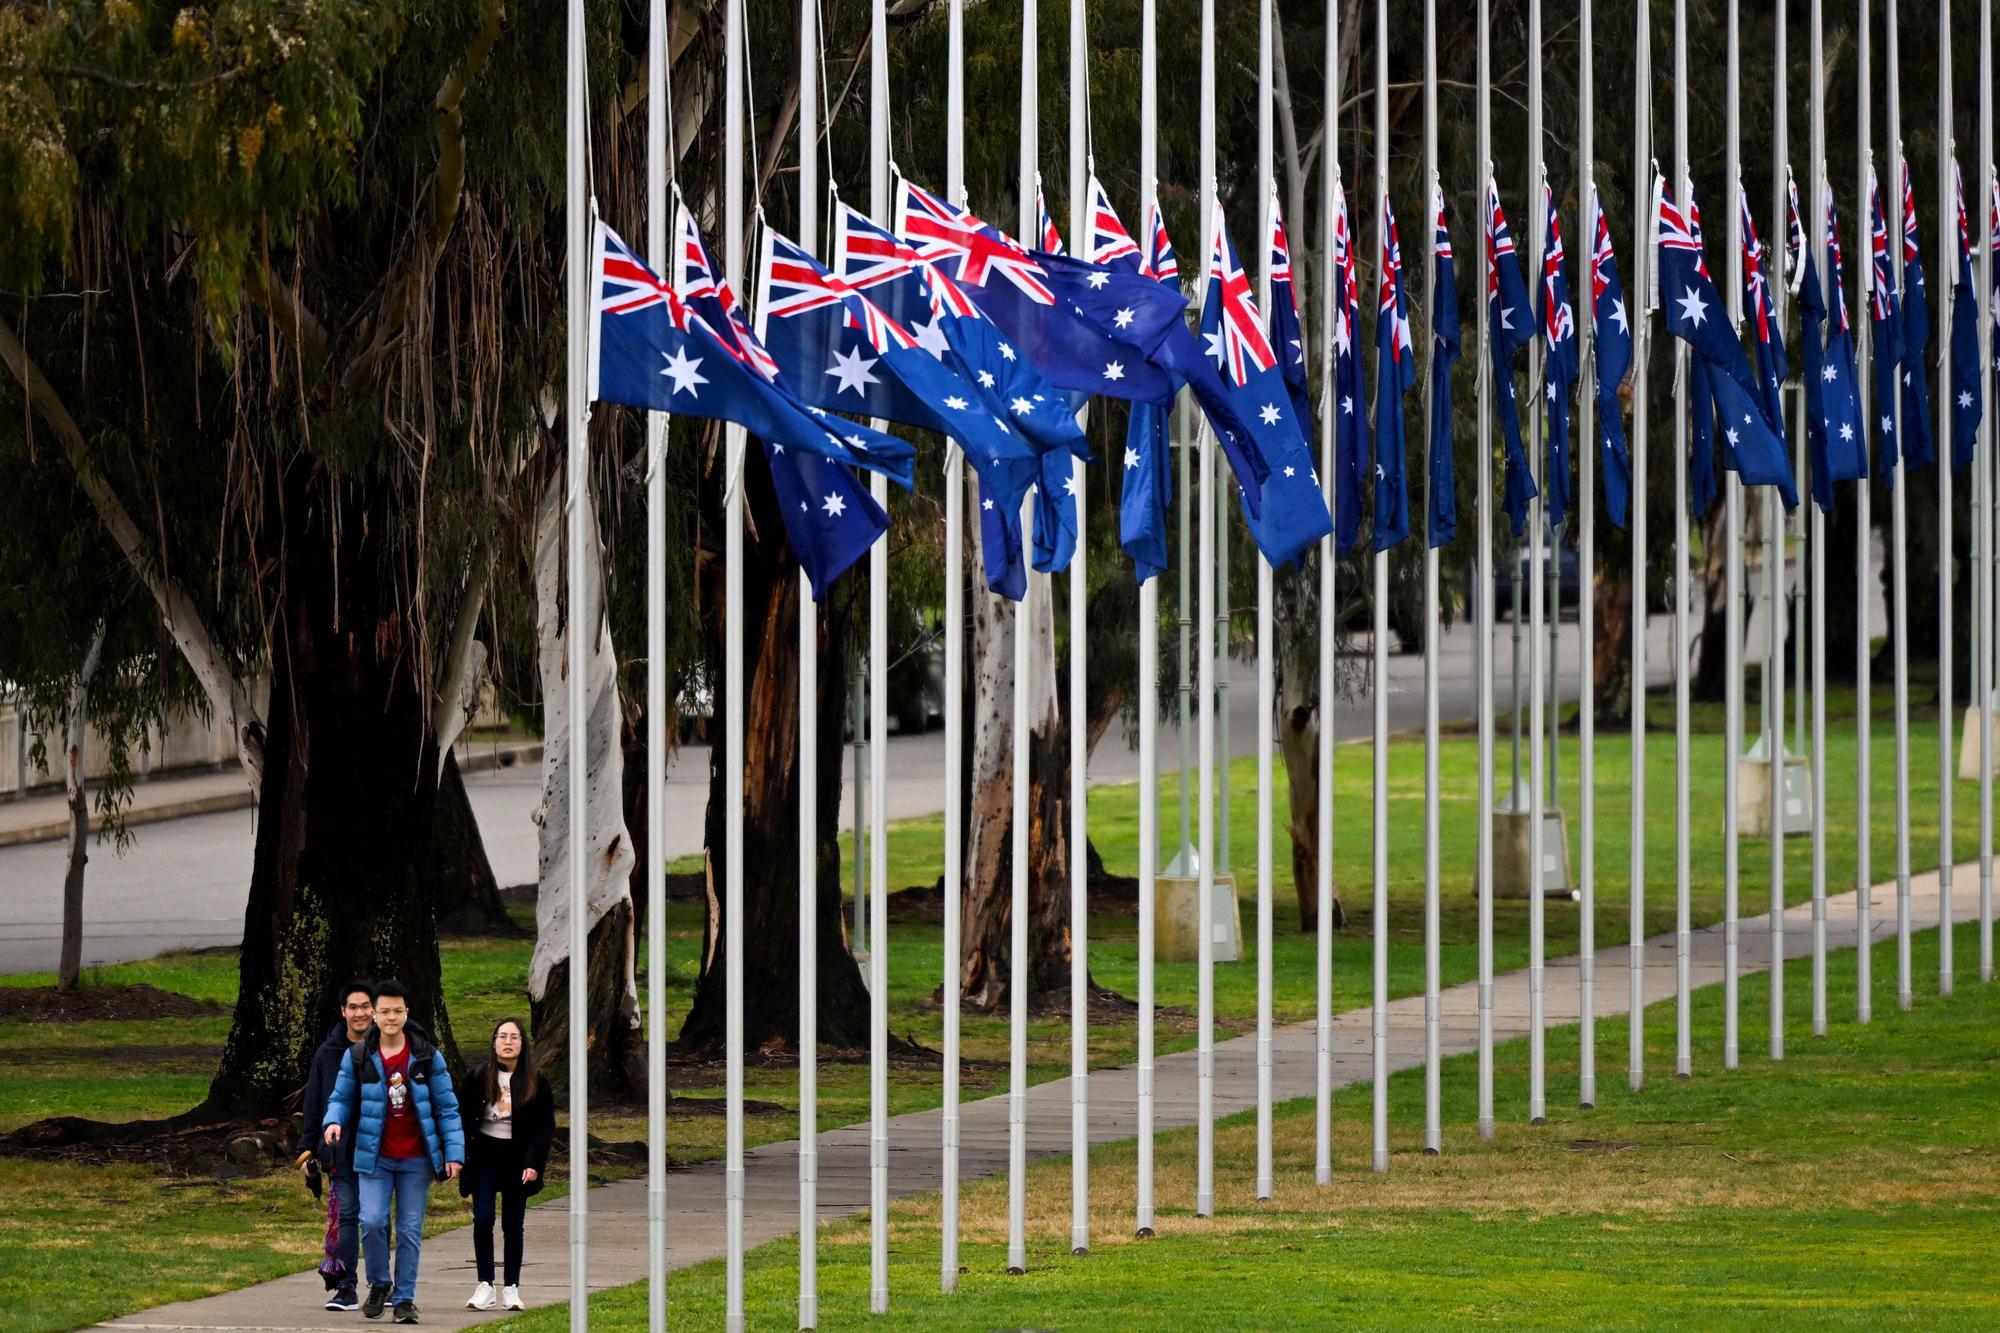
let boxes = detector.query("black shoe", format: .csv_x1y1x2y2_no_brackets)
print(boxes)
362,1285,391,1319
326,1287,360,1312
393,1302,419,1325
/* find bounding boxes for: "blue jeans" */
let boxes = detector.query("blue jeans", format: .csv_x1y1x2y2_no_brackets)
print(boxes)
358,1155,432,1304
331,1167,361,1286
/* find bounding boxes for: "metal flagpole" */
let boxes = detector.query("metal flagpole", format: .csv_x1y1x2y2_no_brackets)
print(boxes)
1809,0,1829,1039
940,0,966,1290
643,0,668,1323
564,0,591,1326
1671,0,1694,1084
1007,0,1036,1274
1934,0,1953,1000
1371,0,1392,1170
794,0,819,1320
1981,0,1996,986
1722,0,1743,1074
1423,0,1445,1150
866,0,891,1306
1475,0,1496,1143
1256,0,1279,1202
1067,0,1092,1254
1136,0,1161,1241
1887,0,1913,1015
1856,1,1875,1028
1767,0,1788,1063
721,0,748,1321
1629,0,1653,1093
1316,0,1340,1185
1526,0,1548,1126
1196,0,1219,1217
1576,0,1598,1114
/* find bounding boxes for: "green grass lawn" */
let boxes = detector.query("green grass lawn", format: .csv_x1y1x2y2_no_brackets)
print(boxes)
2,673,1993,1331
505,921,2000,1330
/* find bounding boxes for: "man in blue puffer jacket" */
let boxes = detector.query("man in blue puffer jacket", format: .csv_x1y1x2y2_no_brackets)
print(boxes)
324,979,465,1324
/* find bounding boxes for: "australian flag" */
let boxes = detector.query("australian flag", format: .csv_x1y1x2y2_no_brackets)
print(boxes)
1537,181,1580,533
1372,191,1415,551
1684,189,1721,518
1897,161,1936,470
1269,192,1317,445
761,440,891,597
1866,168,1905,486
1332,174,1372,550
1036,175,1064,254
1655,175,1798,508
1739,183,1789,441
1119,193,1176,581
1587,184,1634,529
1428,180,1462,548
1950,160,1983,470
1797,175,1869,509
1486,178,1539,535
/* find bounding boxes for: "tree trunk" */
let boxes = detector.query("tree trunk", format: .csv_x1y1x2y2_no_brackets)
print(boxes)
206,471,458,1117
959,474,1075,1014
677,445,872,1053
57,620,107,990
527,476,644,1098
431,751,513,935
1594,568,1634,728
1276,582,1343,933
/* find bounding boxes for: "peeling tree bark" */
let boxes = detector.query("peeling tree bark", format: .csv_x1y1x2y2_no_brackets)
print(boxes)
57,619,107,991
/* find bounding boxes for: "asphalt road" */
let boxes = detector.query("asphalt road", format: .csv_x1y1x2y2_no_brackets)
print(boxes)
0,608,1696,976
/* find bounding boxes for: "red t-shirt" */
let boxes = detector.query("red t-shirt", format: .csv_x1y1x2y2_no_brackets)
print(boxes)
377,1045,426,1160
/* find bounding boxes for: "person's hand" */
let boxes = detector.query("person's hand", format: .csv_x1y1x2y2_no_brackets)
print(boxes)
521,1168,539,1185
324,1123,343,1144
444,1161,462,1180
295,1151,315,1176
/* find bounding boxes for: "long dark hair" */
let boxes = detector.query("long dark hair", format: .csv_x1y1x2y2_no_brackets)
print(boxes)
483,1017,539,1109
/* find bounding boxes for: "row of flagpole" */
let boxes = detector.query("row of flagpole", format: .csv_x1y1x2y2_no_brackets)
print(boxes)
559,0,2000,1327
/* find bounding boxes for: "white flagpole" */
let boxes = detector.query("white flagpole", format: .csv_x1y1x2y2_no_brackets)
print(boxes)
1423,0,1445,1149
1887,0,1913,1016
1196,0,1219,1218
1370,0,1393,1170
1066,0,1092,1255
1316,0,1340,1183
1671,0,1694,1084
794,0,819,1322
1256,0,1278,1202
643,0,668,1324
564,0,591,1327
1576,0,1598,1114
1136,0,1161,1240
1981,0,1996,985
1934,0,1954,1000
1526,0,1548,1127
866,0,891,1307
1007,0,1037,1276
1475,0,1497,1144
1723,0,1743,1074
722,0,748,1323
1809,0,1829,1039
941,0,966,1292
1628,0,1653,1094
1856,2,1875,1028
1767,0,1788,1064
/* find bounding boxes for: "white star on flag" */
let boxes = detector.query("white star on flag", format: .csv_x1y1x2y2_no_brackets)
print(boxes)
944,395,969,410
1010,397,1034,414
998,342,1017,360
982,497,995,511
1087,271,1110,288
1726,426,1741,446
807,406,828,417
1204,328,1226,364
913,317,951,359
772,441,785,453
660,347,707,396
1114,307,1135,329
1822,364,1838,383
1283,465,1296,478
977,370,997,387
1675,286,1709,327
1881,415,1893,433
1962,390,1975,409
1104,361,1126,381
1124,447,1142,469
1612,298,1629,335
1063,474,1079,496
821,492,847,518
826,345,880,396
1375,463,1386,479
1259,403,1281,425
846,434,868,448
1499,304,1516,331
1341,394,1353,414
1840,421,1855,441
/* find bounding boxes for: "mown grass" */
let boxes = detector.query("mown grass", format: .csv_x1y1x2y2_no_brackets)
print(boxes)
505,921,2000,1330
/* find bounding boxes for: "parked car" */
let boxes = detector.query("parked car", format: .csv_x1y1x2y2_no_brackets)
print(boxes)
1467,540,1581,620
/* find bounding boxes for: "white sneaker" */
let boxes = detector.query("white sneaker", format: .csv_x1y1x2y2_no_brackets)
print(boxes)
500,1286,526,1311
465,1282,497,1311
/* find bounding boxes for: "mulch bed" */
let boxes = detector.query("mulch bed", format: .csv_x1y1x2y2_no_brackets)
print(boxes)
0,984,224,1023
884,870,1140,924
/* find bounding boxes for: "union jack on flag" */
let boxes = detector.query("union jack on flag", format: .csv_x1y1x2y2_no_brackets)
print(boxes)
1539,184,1575,348
1740,186,1778,348
1206,197,1278,386
1143,201,1179,285
1084,176,1142,268
1826,182,1855,336
1036,177,1064,254
1868,169,1897,324
1589,187,1617,314
600,226,689,325
764,232,918,355
1379,196,1414,364
902,180,1057,305
1901,159,1923,265
836,202,980,325
674,203,781,380
1435,187,1455,264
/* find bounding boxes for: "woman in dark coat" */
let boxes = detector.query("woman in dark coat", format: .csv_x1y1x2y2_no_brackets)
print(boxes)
458,1018,554,1311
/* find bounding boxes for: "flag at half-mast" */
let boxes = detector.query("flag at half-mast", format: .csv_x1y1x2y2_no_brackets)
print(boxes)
1949,159,1983,470
1896,160,1935,470
1116,188,1176,581
1683,187,1720,518
1427,178,1463,547
1269,188,1316,445
1372,190,1415,551
1485,177,1539,535
1865,165,1904,487
1331,170,1371,550
1793,174,1868,509
1536,178,1580,533
1036,175,1065,254
1587,183,1634,528
1739,181,1789,440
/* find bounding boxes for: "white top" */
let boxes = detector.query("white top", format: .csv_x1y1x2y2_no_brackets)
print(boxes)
481,1069,514,1140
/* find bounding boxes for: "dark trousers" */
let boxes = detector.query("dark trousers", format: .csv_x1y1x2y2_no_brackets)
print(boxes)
331,1167,362,1285
468,1136,528,1285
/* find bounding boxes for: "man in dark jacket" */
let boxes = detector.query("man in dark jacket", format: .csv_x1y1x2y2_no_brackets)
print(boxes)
297,979,376,1313
324,980,465,1325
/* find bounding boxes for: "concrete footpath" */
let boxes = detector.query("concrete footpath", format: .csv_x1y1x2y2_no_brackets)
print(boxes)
105,867,1976,1330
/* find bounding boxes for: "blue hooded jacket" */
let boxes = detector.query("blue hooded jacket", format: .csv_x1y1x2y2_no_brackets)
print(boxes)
322,1022,466,1178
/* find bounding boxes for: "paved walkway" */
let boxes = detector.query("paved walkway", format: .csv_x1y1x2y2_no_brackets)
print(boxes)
106,865,1976,1330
